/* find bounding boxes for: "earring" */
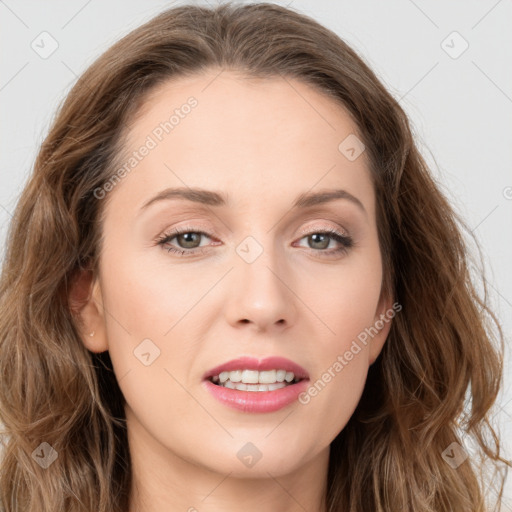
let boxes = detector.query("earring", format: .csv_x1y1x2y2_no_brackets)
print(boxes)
89,331,95,337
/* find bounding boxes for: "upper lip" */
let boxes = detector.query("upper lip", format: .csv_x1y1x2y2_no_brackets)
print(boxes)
203,356,310,381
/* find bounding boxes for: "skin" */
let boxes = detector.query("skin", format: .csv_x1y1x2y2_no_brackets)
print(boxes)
71,69,393,512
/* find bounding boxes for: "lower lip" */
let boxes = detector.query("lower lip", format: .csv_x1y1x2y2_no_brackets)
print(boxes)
202,379,310,413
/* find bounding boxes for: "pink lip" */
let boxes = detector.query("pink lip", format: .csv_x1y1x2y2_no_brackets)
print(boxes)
202,378,309,413
201,356,310,413
202,356,309,381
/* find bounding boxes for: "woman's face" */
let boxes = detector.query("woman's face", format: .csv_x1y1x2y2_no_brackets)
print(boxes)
79,70,392,479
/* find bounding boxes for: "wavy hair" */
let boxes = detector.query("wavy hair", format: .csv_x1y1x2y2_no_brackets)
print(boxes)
0,2,509,511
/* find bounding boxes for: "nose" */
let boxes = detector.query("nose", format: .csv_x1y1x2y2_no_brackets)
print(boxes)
223,238,298,332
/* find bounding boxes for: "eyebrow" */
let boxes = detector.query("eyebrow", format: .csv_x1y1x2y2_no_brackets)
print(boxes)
140,186,366,215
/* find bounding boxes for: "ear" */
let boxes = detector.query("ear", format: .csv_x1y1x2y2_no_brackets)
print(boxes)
368,288,395,365
68,268,108,353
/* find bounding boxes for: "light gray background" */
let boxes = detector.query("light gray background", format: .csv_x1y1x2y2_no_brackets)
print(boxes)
1,0,510,507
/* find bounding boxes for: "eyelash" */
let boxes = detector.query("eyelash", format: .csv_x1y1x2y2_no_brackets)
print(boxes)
155,225,354,259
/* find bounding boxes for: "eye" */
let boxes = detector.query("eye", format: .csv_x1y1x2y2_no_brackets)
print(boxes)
155,226,354,258
155,227,217,257
294,228,353,258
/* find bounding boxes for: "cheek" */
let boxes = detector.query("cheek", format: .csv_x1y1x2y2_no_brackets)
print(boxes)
96,250,201,396
297,333,371,444
98,255,203,438
295,249,382,434
100,248,205,338
304,251,383,344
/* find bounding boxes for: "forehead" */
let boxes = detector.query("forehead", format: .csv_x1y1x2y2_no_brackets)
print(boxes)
107,70,375,218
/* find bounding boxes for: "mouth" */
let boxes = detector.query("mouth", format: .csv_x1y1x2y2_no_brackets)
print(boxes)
207,369,305,392
202,356,309,392
202,357,310,413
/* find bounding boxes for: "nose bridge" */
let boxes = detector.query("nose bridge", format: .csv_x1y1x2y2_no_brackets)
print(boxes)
224,229,297,329
236,230,286,296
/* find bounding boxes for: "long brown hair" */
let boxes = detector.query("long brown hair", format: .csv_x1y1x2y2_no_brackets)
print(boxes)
0,3,509,511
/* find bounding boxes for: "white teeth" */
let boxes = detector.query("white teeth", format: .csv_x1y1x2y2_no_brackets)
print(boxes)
229,382,287,392
241,369,259,384
211,369,300,389
268,382,287,391
258,370,276,384
229,370,242,383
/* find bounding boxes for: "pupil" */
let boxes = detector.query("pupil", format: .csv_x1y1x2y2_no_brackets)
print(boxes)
310,233,329,250
179,232,199,248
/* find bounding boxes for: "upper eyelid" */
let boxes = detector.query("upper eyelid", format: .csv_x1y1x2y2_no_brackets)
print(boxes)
162,218,351,237
161,225,349,239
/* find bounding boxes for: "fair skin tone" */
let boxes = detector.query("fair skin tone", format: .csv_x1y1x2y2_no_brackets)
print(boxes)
71,69,392,512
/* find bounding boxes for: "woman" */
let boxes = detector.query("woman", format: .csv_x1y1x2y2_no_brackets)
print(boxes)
0,3,509,511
